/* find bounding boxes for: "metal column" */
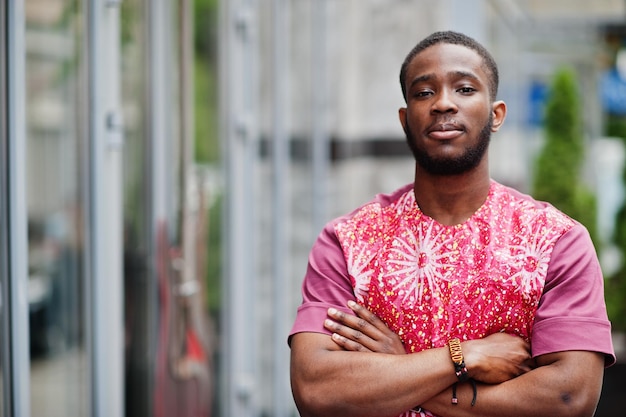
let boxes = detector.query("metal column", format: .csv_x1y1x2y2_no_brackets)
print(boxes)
5,1,30,415
271,0,292,416
311,0,330,235
219,0,259,416
89,1,124,416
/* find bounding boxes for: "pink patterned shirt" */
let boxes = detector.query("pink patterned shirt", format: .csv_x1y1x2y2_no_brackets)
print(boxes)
290,181,615,417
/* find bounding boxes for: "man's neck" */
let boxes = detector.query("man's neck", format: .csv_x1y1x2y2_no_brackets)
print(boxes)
413,167,491,226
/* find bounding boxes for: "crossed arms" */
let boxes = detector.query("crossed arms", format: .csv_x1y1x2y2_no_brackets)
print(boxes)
290,301,605,417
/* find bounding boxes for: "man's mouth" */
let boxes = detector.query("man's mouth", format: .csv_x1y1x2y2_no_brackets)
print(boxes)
427,122,464,140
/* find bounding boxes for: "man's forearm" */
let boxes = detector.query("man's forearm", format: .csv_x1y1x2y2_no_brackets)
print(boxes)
422,351,605,417
291,333,458,417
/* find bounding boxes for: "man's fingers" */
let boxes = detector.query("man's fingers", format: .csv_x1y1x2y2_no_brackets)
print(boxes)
328,307,374,333
324,318,375,350
331,332,372,352
326,306,406,355
347,301,402,339
328,304,395,341
347,300,382,327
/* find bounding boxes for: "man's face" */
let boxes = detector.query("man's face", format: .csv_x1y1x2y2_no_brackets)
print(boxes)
399,43,504,176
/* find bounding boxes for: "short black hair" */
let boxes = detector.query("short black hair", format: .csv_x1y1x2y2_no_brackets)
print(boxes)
399,31,499,102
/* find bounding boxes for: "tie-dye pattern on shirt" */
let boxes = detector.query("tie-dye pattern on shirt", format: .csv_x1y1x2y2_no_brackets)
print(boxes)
334,181,575,417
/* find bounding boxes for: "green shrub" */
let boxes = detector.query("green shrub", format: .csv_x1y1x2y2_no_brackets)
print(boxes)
606,117,626,331
532,68,598,244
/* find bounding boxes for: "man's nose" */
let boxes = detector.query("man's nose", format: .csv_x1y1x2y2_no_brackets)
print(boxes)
431,90,458,113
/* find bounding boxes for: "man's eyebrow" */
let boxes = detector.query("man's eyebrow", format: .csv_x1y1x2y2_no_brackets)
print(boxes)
451,70,480,82
409,73,434,89
408,70,481,89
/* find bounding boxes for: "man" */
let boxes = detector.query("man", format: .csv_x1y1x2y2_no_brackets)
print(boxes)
289,31,615,417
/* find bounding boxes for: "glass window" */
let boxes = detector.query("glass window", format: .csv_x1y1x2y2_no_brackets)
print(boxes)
25,0,90,415
119,0,153,415
0,0,7,413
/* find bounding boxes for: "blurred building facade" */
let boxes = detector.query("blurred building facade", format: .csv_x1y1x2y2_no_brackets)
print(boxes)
2,1,213,416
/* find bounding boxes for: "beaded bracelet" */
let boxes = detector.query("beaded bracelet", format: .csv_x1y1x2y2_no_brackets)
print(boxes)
447,338,470,382
448,338,477,406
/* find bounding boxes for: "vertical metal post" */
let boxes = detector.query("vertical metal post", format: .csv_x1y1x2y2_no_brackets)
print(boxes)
89,0,124,416
149,0,168,221
6,1,30,415
219,0,259,416
0,0,8,412
311,0,330,234
179,0,196,288
271,0,292,415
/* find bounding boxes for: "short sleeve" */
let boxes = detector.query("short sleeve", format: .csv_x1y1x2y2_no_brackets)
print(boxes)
288,221,356,344
531,224,616,366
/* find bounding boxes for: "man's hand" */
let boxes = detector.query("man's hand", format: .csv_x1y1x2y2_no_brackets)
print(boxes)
462,332,534,384
324,300,406,354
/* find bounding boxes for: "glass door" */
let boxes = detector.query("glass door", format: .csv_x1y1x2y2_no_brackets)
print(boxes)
24,0,90,415
0,0,8,413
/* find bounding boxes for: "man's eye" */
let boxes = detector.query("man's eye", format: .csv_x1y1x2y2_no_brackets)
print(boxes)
458,87,475,94
414,90,432,98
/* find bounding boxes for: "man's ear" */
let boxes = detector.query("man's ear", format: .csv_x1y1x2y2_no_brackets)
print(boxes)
491,100,507,132
398,107,408,134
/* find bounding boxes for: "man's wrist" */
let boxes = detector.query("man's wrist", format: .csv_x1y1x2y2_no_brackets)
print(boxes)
448,338,470,382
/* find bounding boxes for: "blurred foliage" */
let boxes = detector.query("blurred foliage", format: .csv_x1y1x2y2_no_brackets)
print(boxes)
120,0,138,47
194,0,218,65
194,0,219,164
606,116,626,139
532,68,598,245
204,194,222,316
195,58,219,163
193,0,221,315
606,115,626,332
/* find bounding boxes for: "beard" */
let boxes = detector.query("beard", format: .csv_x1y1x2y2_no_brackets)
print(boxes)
405,114,493,176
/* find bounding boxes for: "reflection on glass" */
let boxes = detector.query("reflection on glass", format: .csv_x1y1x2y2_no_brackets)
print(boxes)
1,0,6,411
119,0,152,415
25,0,89,415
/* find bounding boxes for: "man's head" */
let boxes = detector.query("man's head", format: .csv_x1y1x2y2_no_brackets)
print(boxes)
400,31,499,103
398,31,506,177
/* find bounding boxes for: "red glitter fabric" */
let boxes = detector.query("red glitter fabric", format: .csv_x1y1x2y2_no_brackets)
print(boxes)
336,181,575,351
334,181,574,417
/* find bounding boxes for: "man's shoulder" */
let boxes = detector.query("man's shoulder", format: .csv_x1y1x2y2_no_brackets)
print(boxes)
333,183,414,224
360,183,415,211
492,181,576,225
330,183,415,245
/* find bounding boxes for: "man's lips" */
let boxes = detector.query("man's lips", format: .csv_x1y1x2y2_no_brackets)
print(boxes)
426,123,464,140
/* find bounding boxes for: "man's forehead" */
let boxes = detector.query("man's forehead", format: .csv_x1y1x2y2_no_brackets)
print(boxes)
411,43,482,65
407,43,487,79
